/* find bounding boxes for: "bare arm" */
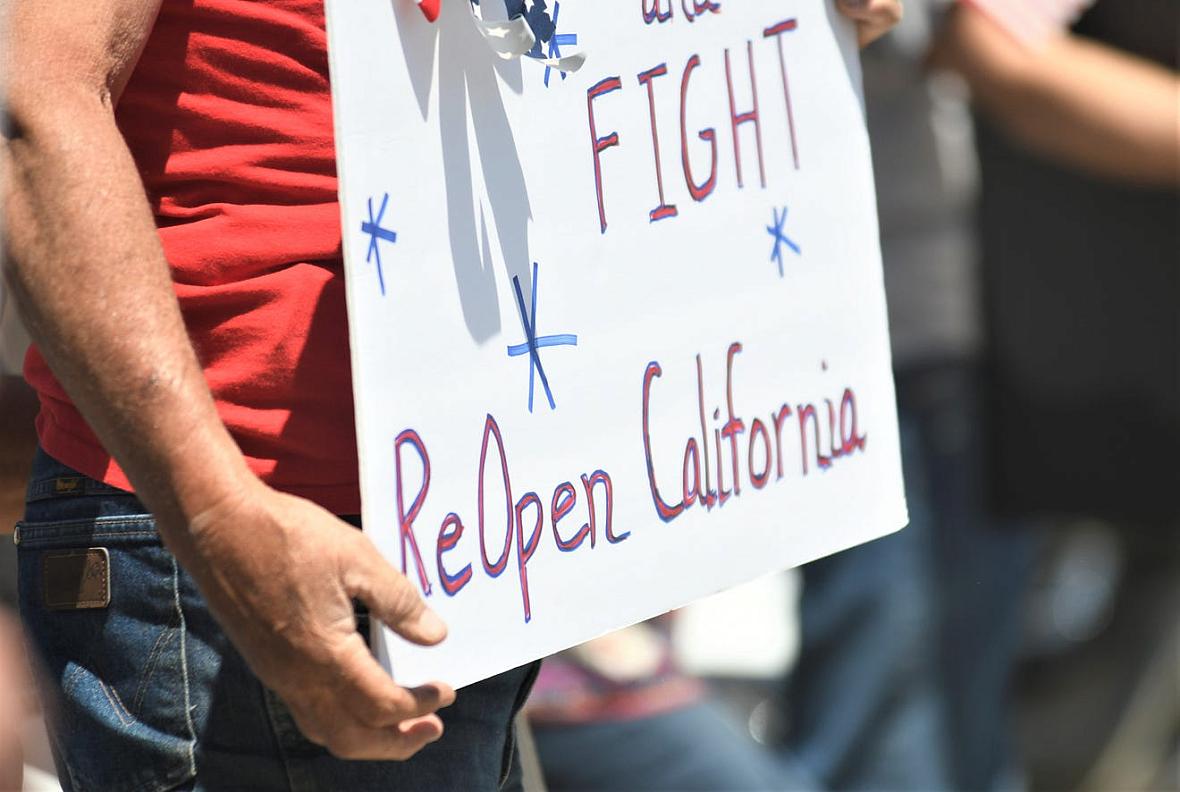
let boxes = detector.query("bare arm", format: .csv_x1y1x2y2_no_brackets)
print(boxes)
931,5,1180,187
839,0,905,48
1,0,452,759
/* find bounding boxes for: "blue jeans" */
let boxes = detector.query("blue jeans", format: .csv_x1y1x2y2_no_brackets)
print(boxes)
17,448,538,792
785,363,1036,791
534,700,815,791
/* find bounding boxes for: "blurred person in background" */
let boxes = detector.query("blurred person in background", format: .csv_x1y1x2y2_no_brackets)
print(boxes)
935,0,1178,523
936,2,1179,787
1,266,38,599
785,2,1177,791
1,269,55,790
783,1,1008,789
527,621,812,790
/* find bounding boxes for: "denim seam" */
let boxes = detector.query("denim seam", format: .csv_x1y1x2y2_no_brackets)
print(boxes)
18,516,154,531
25,479,132,503
170,556,199,782
61,664,88,701
262,687,304,792
96,678,135,728
17,531,160,547
55,725,84,792
133,613,180,716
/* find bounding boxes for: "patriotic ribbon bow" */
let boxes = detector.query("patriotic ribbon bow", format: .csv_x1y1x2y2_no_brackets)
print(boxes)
411,0,586,75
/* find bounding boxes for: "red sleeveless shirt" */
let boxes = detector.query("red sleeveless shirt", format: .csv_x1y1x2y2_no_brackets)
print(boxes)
24,0,360,513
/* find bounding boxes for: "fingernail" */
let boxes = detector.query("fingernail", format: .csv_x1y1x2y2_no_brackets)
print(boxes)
418,608,447,640
416,0,441,22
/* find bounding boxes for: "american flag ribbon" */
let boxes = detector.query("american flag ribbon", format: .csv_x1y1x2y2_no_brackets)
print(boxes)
963,0,1094,46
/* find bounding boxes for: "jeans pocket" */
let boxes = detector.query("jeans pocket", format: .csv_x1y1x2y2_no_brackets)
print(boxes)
18,516,198,792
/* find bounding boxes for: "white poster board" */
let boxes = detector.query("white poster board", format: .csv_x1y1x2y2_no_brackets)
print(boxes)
326,0,907,689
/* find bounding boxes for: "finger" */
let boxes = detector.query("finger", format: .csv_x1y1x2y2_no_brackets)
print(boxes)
836,0,903,47
340,533,448,646
336,632,456,727
284,644,451,758
322,713,445,761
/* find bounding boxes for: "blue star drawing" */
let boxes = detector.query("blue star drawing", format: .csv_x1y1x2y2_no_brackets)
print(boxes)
361,193,397,295
536,2,577,87
507,262,578,412
767,205,801,276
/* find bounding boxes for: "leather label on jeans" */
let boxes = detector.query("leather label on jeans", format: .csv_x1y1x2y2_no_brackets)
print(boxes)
43,548,111,610
53,477,84,495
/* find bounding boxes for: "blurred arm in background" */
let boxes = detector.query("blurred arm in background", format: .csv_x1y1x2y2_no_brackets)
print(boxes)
931,3,1180,186
0,376,37,534
0,299,37,792
0,278,36,534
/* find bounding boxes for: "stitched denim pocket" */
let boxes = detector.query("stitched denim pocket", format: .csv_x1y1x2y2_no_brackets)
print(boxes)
18,516,198,792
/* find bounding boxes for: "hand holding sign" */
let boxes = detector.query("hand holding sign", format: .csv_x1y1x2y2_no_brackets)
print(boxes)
184,480,454,759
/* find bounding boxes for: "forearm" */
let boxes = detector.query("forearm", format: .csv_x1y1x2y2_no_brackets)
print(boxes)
934,7,1180,186
1,94,254,558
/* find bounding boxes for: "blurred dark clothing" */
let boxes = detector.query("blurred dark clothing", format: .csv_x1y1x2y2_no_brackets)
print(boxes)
527,625,703,725
786,388,951,791
862,0,980,368
784,5,1037,790
1074,0,1177,69
978,0,1179,525
535,700,813,791
787,364,1036,791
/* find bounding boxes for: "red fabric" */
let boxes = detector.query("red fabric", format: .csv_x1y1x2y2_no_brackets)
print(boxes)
23,0,360,513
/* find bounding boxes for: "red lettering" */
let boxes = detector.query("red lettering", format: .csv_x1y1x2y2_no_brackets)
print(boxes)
696,354,719,507
724,42,765,189
394,429,433,596
637,63,679,223
514,492,545,622
642,361,685,521
682,437,702,508
773,404,793,480
840,388,868,454
826,398,844,459
714,422,730,506
588,76,624,233
681,0,721,21
680,54,718,202
748,418,772,489
763,18,801,170
478,414,513,577
798,403,832,475
584,470,626,543
720,342,746,495
436,513,472,596
642,0,673,24
551,481,590,551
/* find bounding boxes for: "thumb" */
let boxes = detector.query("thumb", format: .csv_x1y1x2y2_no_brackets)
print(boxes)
341,534,448,646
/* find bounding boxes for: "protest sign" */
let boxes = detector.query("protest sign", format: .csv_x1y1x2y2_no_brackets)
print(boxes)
325,0,907,688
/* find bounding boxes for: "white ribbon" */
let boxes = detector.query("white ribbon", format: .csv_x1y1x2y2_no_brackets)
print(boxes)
468,2,586,72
